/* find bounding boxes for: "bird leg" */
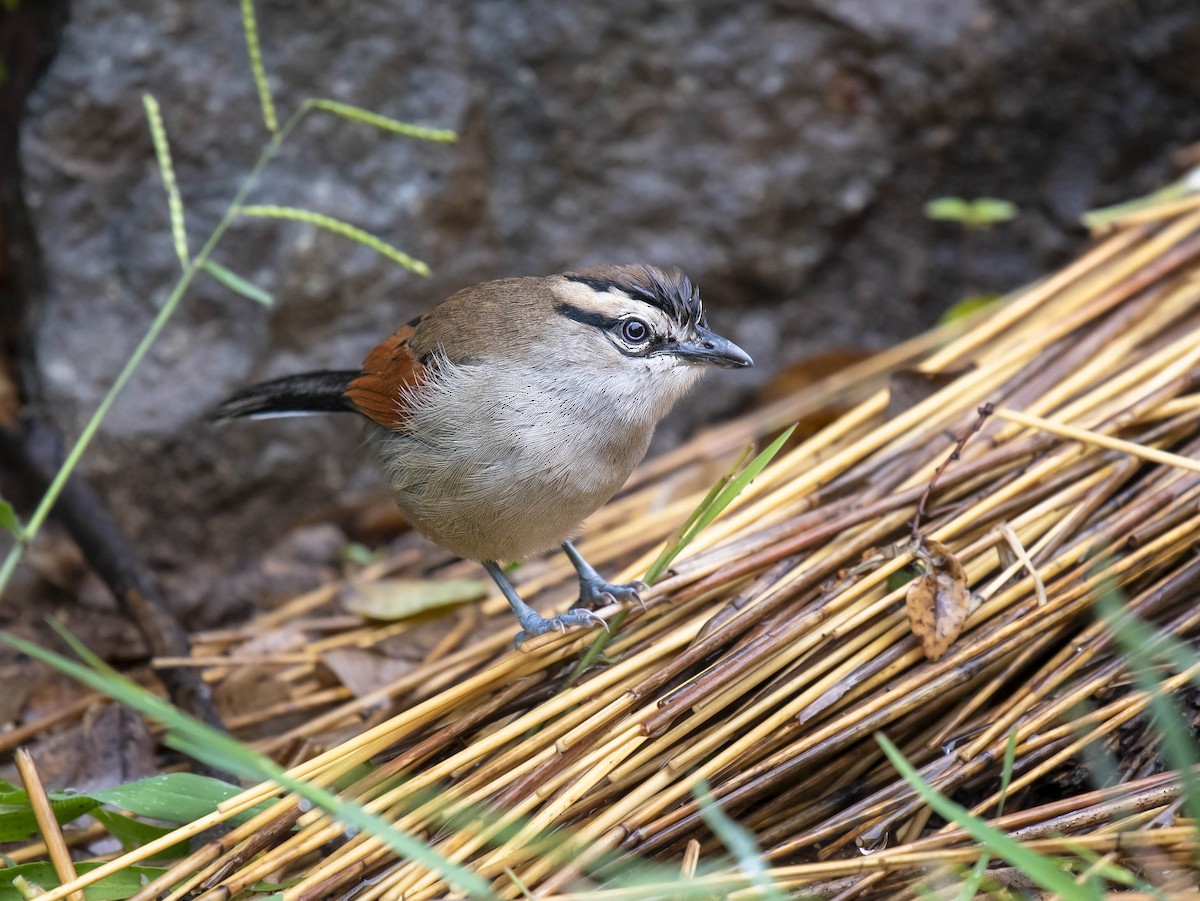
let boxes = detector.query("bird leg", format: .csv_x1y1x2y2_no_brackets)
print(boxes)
483,560,607,648
562,540,647,610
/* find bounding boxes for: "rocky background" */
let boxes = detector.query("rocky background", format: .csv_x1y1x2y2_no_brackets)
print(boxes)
4,0,1200,624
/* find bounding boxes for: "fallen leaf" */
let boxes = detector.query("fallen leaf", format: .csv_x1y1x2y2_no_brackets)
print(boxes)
341,577,488,621
321,648,416,698
20,704,157,794
905,539,971,661
236,624,308,657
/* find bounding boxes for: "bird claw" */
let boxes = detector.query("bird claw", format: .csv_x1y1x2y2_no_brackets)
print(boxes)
577,576,648,611
513,607,610,648
628,581,650,612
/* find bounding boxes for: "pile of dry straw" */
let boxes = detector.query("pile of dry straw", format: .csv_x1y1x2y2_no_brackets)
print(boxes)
31,185,1200,899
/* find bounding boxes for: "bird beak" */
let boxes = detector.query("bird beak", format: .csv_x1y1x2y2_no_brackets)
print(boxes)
667,325,754,369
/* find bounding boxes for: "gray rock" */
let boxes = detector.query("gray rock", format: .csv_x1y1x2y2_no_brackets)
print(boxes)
19,0,1200,620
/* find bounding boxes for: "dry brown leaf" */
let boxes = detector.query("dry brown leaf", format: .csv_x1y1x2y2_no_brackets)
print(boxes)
321,648,417,699
21,704,157,792
905,539,970,661
236,624,308,657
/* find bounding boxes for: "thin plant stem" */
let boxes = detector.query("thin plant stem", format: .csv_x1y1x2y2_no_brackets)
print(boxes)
0,103,311,596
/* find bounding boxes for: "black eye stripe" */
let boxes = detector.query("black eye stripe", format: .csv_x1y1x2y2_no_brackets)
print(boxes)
557,304,667,354
556,303,620,330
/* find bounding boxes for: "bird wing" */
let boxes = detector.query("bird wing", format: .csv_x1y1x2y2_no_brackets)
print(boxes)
344,323,426,430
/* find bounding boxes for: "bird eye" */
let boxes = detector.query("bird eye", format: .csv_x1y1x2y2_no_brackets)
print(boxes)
621,318,650,343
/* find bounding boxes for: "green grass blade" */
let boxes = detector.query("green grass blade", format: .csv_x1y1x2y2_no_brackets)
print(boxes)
877,733,1098,900
0,630,497,900
1099,596,1200,695
49,618,134,680
502,868,535,900
239,0,277,132
571,426,795,684
645,426,794,585
953,728,1018,901
142,94,189,267
203,259,273,305
0,87,355,600
694,780,784,901
678,426,795,544
643,445,751,587
309,99,457,142
1057,841,1146,890
997,727,1017,817
238,205,431,276
1095,587,1200,844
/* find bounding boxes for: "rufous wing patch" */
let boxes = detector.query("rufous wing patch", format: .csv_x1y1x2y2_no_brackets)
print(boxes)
345,324,425,430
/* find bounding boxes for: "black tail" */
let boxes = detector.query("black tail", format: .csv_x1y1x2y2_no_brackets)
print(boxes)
211,370,361,420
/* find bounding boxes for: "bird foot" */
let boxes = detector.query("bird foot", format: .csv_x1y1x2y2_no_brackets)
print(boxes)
514,607,609,648
577,575,648,611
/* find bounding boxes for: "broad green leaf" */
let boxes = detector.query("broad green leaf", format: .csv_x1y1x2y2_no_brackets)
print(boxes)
0,793,99,842
90,773,245,825
0,498,21,540
203,260,273,305
90,809,187,858
0,862,166,901
342,577,488,621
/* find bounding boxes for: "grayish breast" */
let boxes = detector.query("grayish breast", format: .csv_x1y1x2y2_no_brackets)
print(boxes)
371,351,701,562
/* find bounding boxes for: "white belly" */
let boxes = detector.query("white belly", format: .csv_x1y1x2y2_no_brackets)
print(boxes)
370,359,659,562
